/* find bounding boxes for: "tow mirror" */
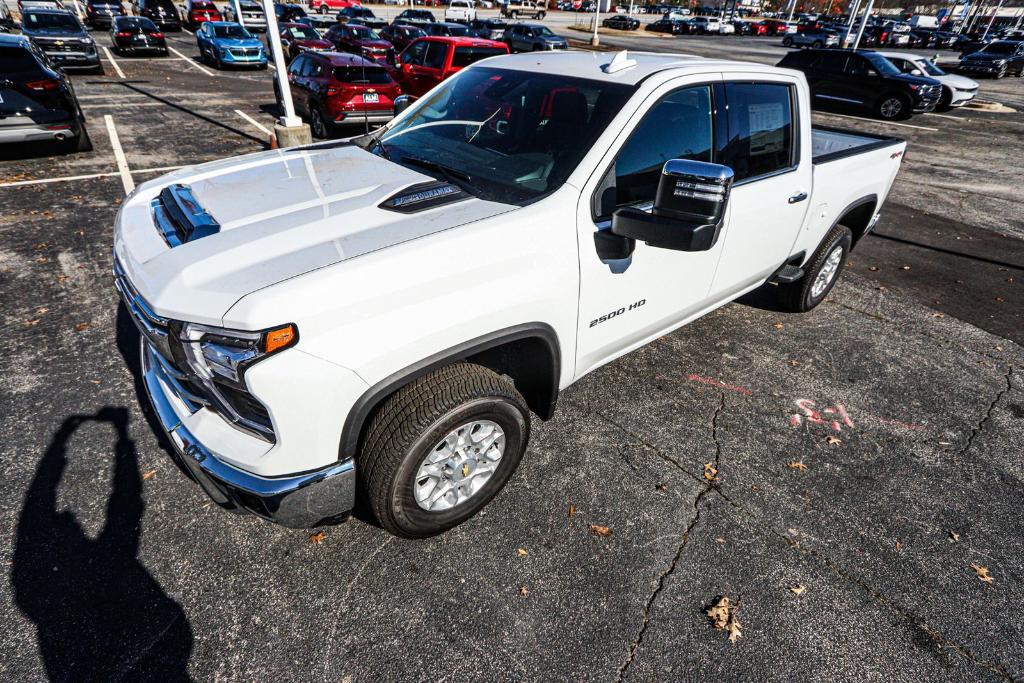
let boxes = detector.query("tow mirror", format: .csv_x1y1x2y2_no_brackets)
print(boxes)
393,94,414,116
610,159,734,252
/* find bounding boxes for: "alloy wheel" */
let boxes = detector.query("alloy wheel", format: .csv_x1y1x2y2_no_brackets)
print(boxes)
879,97,903,119
810,244,844,299
414,420,506,512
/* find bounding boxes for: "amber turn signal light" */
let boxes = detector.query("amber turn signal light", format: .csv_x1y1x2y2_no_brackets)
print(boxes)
262,324,297,354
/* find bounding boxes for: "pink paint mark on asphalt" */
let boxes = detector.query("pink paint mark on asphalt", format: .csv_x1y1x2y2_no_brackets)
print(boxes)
686,374,754,396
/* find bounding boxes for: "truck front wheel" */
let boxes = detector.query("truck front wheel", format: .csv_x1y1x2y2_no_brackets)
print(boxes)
778,224,852,313
360,363,531,538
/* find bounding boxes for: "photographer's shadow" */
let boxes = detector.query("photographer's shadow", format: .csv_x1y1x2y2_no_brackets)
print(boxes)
11,407,193,681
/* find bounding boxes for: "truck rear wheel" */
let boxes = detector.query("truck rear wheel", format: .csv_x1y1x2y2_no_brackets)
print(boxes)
360,363,531,538
778,224,852,313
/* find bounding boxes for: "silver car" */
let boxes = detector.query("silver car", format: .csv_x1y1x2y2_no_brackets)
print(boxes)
876,51,979,110
782,27,839,48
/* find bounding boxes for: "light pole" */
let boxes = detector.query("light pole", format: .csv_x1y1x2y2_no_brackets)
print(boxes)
851,0,872,49
592,0,600,46
232,0,244,28
260,0,309,144
983,0,1003,34
843,0,860,47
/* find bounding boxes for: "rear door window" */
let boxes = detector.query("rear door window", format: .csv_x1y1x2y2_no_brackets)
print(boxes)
451,46,505,67
423,41,447,69
0,46,42,73
722,82,795,182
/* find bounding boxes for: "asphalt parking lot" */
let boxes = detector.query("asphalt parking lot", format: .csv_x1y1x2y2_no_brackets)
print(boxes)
1,6,1023,680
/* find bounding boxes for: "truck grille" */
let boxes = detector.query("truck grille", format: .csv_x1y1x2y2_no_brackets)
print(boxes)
151,184,220,247
114,257,275,441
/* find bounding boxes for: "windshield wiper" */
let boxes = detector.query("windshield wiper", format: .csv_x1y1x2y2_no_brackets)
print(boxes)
399,155,479,195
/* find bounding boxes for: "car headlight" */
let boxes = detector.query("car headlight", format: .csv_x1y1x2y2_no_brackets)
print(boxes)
180,322,297,389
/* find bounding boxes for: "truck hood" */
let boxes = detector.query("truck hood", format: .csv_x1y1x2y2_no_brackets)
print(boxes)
114,143,518,326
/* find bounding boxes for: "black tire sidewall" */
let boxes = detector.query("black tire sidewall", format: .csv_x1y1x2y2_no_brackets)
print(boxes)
387,398,529,537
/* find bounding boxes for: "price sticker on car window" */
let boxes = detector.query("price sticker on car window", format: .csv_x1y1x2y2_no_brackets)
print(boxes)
747,101,785,156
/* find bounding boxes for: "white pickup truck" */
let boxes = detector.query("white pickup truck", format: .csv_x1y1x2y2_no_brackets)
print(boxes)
444,0,477,22
112,51,905,537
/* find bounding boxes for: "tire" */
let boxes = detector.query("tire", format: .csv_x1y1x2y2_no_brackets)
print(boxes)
937,86,953,111
94,63,105,75
360,363,531,538
995,64,1006,79
537,11,545,19
72,127,94,153
875,92,910,120
782,36,792,46
777,224,853,312
310,103,329,138
510,10,517,18
318,4,328,13
812,39,822,48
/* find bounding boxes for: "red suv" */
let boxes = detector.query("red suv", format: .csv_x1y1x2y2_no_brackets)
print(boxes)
309,0,358,15
183,0,220,28
281,52,401,137
394,36,508,97
323,22,395,65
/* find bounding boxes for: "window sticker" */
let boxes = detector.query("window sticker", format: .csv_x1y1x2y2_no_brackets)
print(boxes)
747,101,785,156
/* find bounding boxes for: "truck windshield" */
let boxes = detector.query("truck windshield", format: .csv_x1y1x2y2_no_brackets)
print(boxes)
374,66,634,205
23,12,82,31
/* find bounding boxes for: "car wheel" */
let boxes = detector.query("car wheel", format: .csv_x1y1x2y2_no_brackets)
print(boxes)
812,39,822,48
510,10,517,17
537,11,545,19
937,86,954,111
876,93,910,120
782,36,793,46
310,104,329,138
71,127,94,153
318,4,328,13
94,63,105,75
359,363,530,538
778,224,853,313
995,64,1007,78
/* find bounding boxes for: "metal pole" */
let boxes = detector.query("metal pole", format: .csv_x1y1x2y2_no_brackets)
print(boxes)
852,0,873,49
983,0,1003,34
233,0,244,28
785,0,795,24
591,0,600,46
261,0,301,127
843,0,860,46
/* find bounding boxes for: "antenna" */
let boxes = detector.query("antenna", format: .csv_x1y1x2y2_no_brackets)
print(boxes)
602,50,636,74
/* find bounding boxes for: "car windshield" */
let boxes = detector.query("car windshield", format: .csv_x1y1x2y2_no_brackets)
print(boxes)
438,24,470,35
286,25,319,39
118,17,158,30
23,12,81,31
334,65,392,83
350,26,380,39
352,8,373,15
0,46,40,71
214,24,251,38
535,26,556,36
373,66,635,205
981,42,1014,54
862,52,901,75
915,58,944,76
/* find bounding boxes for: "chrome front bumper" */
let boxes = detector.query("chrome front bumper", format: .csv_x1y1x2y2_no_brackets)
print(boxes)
141,339,356,528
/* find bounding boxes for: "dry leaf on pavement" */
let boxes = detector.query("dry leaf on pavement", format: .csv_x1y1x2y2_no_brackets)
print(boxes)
727,613,743,643
568,503,576,519
706,596,743,644
825,435,842,446
786,461,808,471
308,531,326,544
142,469,156,481
949,530,961,542
519,586,529,596
970,563,994,584
703,462,719,481
772,322,784,330
588,524,612,537
516,548,528,557
789,584,806,596
74,322,91,332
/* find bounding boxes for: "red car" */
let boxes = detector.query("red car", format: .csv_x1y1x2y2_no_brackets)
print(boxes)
394,36,508,97
308,0,358,15
748,21,770,35
281,52,401,137
323,22,395,65
182,0,220,28
760,19,794,36
279,21,332,61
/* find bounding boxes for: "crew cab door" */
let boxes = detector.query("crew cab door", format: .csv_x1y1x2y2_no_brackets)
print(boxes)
708,74,810,297
574,78,728,377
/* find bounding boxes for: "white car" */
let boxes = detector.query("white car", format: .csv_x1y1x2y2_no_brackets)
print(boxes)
113,51,906,537
718,21,735,34
877,51,979,109
444,0,476,22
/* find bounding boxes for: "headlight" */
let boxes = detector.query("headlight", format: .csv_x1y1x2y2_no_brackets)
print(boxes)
180,322,297,389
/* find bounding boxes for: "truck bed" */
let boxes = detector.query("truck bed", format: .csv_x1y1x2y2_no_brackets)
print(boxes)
812,126,904,164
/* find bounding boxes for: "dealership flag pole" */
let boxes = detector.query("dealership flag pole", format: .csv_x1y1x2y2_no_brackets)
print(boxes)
592,1,600,46
852,0,873,50
983,0,1004,34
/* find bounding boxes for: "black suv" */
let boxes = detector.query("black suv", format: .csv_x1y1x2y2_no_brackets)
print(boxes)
85,0,126,29
19,8,102,72
0,33,92,153
132,0,182,31
778,48,941,120
959,40,1024,78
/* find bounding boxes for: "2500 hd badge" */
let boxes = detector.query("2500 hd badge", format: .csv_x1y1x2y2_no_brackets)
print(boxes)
590,299,647,328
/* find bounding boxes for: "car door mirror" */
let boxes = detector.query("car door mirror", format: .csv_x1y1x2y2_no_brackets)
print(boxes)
910,68,922,75
610,159,734,252
393,94,415,116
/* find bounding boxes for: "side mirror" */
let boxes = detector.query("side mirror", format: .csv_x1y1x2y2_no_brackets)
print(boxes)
393,94,414,116
611,159,734,252
910,68,922,75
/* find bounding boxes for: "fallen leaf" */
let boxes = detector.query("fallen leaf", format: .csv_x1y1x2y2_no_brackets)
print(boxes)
715,537,726,544
750,484,762,492
789,584,806,595
727,613,743,643
308,531,326,544
772,322,784,330
787,359,799,367
703,462,719,481
970,563,994,584
995,297,1004,303
706,596,731,630
895,541,904,552
786,460,808,471
656,483,669,492
24,319,40,328
74,322,91,332
588,524,612,538
949,530,960,542
901,265,911,271
90,379,101,385
567,503,576,519
516,548,528,557
518,586,529,596
142,469,156,481
932,313,945,318
868,266,879,271
825,436,842,446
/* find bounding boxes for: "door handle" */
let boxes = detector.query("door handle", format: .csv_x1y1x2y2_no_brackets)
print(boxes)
788,191,809,204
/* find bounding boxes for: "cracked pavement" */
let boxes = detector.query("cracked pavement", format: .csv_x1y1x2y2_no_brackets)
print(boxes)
2,14,1024,681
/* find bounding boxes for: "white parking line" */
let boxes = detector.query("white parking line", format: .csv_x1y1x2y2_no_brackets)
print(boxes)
182,27,193,34
235,109,273,137
167,45,215,76
101,45,126,79
104,115,135,194
924,112,968,121
814,111,939,132
0,166,184,189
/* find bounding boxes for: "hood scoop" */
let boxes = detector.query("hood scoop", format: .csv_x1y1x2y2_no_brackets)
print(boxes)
153,184,220,247
379,181,468,214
